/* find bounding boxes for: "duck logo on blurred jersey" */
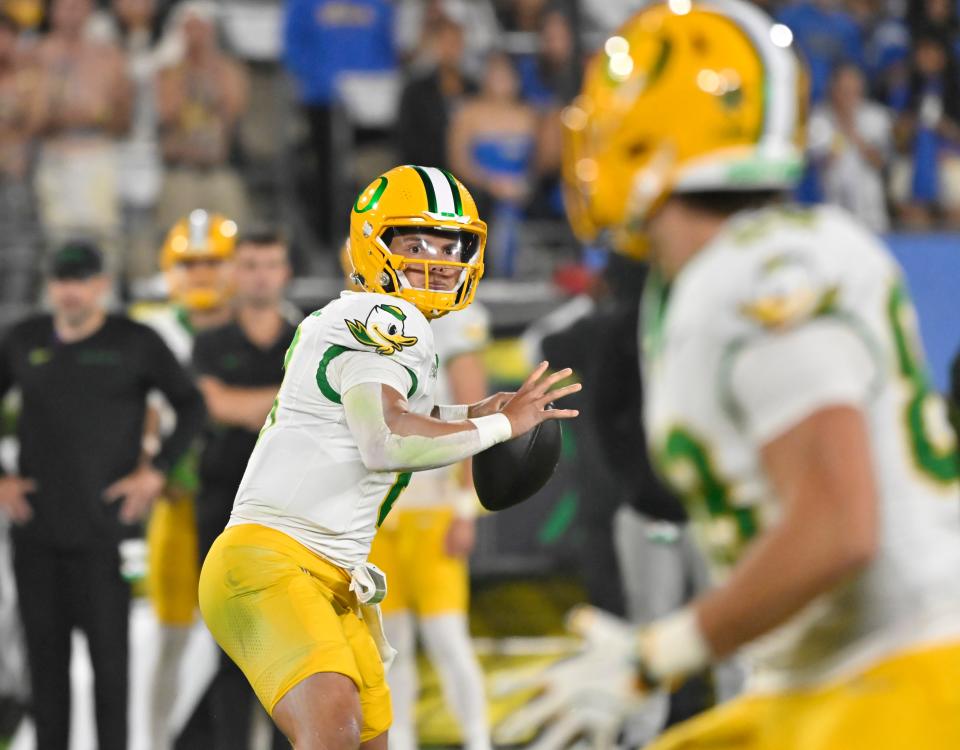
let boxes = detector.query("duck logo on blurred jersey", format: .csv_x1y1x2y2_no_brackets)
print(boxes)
346,305,418,356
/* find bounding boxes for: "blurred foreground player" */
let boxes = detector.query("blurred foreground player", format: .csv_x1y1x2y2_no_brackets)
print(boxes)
553,2,960,748
138,209,236,748
199,165,580,748
0,242,204,749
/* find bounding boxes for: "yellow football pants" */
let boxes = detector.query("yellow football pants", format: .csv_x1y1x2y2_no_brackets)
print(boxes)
648,640,960,750
146,495,199,626
369,507,469,617
198,523,392,741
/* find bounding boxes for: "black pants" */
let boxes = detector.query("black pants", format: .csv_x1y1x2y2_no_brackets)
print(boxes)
12,539,129,750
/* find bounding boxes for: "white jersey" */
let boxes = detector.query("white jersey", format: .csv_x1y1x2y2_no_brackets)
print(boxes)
399,302,491,510
135,304,194,365
643,204,960,690
229,291,438,569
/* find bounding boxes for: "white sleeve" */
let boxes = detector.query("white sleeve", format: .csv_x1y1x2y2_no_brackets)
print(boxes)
726,318,878,446
342,382,512,473
331,351,412,399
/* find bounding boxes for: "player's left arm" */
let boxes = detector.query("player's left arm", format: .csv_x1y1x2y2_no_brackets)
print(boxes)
692,404,878,659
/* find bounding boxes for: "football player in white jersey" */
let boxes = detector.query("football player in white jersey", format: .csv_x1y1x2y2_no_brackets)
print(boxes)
198,164,581,749
534,1,960,748
368,299,494,750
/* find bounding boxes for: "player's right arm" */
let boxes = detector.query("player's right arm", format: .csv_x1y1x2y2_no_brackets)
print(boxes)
343,360,580,473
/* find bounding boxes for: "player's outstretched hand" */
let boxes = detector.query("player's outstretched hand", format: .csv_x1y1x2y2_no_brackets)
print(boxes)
501,361,580,438
492,605,651,750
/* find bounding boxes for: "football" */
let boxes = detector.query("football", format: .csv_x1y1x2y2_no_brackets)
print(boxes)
472,411,563,511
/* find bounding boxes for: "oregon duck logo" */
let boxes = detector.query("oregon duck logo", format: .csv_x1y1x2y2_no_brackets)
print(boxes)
346,304,418,356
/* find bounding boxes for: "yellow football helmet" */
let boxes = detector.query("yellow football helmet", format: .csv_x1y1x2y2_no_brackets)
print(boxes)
562,0,806,247
348,165,487,319
161,209,238,311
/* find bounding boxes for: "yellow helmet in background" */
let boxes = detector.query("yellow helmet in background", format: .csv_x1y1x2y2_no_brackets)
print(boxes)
562,0,807,249
348,165,487,320
161,209,238,311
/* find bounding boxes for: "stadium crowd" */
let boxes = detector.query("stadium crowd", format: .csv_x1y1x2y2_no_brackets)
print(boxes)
0,0,957,321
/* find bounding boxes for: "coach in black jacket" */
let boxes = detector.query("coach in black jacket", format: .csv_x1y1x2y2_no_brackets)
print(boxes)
0,242,205,750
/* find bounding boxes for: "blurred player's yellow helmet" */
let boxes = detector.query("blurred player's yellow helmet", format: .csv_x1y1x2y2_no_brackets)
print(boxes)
562,0,806,247
161,209,238,311
348,165,487,320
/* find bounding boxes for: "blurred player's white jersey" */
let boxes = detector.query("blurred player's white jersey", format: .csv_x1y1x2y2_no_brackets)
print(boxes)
399,302,490,510
229,291,437,569
135,304,194,364
644,204,960,690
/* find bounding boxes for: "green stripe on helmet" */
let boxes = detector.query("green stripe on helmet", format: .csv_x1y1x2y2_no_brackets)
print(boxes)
412,166,439,213
441,170,464,215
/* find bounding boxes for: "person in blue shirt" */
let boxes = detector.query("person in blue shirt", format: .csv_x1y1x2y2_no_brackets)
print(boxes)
282,0,397,248
776,0,866,103
891,31,960,229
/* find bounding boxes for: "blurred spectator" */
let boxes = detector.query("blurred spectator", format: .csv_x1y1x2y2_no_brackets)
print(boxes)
155,4,251,234
867,16,911,109
517,9,582,219
34,0,132,267
516,9,580,109
0,12,45,327
282,0,396,248
907,0,959,40
0,241,204,750
396,15,476,171
394,0,499,76
112,0,164,283
776,0,866,103
808,63,893,232
448,52,536,275
496,0,547,32
890,32,960,228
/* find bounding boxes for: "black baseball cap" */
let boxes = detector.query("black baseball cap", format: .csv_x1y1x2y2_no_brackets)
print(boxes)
49,241,104,280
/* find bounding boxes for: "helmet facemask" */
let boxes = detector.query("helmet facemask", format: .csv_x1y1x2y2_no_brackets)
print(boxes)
363,223,485,319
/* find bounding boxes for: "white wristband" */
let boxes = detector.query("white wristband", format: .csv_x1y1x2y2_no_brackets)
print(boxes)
438,403,469,421
469,413,513,450
641,607,712,683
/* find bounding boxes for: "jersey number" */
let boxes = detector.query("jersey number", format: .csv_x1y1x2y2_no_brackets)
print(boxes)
659,428,757,567
887,283,959,485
